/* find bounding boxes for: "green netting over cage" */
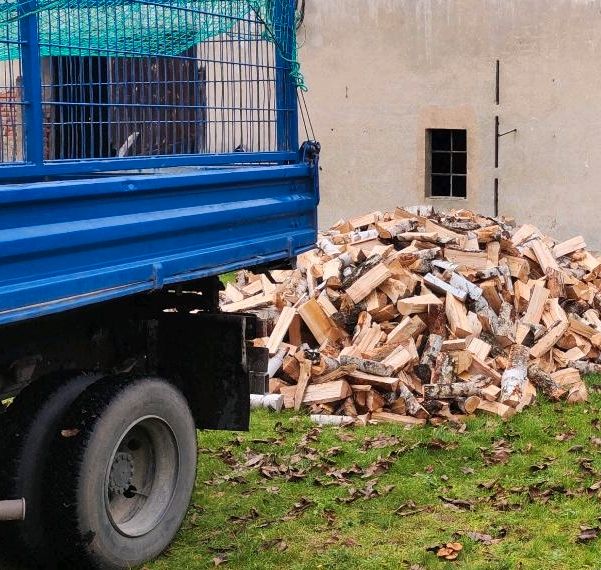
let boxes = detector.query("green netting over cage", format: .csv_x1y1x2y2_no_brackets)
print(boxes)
0,0,305,88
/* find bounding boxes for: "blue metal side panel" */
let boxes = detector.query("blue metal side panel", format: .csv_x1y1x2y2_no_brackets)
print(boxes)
0,164,318,325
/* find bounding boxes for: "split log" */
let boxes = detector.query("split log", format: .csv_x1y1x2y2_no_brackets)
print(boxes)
397,382,429,419
499,344,529,407
266,306,297,355
423,382,483,399
527,364,567,401
280,380,352,408
455,396,481,415
530,320,570,358
339,355,394,377
347,370,399,392
415,333,443,384
445,292,473,338
430,352,455,384
477,400,515,420
423,273,467,301
312,364,356,385
250,394,284,412
371,412,427,427
346,263,392,303
567,383,589,404
568,360,601,375
294,359,312,411
311,414,355,426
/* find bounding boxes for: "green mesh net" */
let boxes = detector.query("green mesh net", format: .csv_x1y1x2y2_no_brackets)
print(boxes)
0,0,305,89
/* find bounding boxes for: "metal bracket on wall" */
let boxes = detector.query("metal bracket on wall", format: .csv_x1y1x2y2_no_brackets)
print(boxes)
494,116,518,169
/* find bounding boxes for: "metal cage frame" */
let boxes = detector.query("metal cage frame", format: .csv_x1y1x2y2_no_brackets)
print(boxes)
0,0,300,180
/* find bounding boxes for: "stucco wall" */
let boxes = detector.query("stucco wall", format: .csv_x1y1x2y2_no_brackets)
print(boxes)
299,0,601,247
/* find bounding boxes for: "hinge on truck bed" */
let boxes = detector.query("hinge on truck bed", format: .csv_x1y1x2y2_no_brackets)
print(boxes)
299,140,321,165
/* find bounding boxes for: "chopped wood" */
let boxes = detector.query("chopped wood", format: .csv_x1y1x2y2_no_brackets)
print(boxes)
445,292,473,338
294,359,312,411
397,294,442,316
530,320,570,358
477,400,515,420
280,380,352,407
298,298,347,345
423,382,483,399
266,306,297,355
499,344,529,407
423,273,467,301
371,412,427,427
222,292,275,313
346,263,392,303
347,370,399,392
339,355,394,377
554,236,587,259
527,364,567,401
222,205,601,428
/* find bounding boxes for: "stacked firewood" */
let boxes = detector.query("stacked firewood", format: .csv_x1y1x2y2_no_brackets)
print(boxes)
222,206,601,426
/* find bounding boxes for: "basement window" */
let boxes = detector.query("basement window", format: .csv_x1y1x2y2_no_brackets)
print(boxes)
427,129,467,198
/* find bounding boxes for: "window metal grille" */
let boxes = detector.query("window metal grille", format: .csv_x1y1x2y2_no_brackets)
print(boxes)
428,128,467,198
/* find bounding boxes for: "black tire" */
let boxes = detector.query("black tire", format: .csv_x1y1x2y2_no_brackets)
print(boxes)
45,376,197,570
0,371,101,567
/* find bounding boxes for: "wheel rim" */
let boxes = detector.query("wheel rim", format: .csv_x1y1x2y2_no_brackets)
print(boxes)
104,415,180,538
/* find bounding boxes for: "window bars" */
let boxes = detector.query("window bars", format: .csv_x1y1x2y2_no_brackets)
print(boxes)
0,0,300,172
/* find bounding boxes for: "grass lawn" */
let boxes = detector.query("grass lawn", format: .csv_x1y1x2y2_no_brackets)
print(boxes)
146,377,601,570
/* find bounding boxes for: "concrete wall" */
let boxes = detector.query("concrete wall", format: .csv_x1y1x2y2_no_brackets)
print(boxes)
299,0,601,247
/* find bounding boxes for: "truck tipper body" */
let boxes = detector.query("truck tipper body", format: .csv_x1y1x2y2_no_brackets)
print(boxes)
0,1,318,567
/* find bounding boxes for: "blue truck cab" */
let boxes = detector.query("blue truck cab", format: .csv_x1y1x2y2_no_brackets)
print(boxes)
0,1,318,567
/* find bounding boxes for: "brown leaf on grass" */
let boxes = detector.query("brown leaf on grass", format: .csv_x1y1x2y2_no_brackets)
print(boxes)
394,500,428,517
323,509,337,527
578,457,597,475
325,446,343,457
460,467,475,475
228,507,260,524
299,427,321,446
261,538,288,552
361,435,401,450
274,421,293,435
280,497,315,521
426,438,458,451
577,525,600,543
568,445,585,453
590,436,601,447
362,457,393,478
439,496,474,510
212,555,229,566
465,531,503,545
243,452,266,468
555,431,576,441
529,457,556,472
481,439,513,465
325,464,363,481
264,486,280,494
337,431,355,442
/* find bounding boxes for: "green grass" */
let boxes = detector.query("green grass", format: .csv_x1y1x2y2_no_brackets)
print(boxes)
147,378,601,570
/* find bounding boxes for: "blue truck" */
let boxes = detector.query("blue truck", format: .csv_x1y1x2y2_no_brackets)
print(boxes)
0,1,318,567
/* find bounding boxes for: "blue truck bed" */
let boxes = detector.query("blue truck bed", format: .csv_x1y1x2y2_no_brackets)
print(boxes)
0,162,318,325
0,0,317,326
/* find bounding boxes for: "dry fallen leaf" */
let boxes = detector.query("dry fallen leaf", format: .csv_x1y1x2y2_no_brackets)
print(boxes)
577,525,600,543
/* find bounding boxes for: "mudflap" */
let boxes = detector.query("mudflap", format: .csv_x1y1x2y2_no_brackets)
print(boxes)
158,312,256,431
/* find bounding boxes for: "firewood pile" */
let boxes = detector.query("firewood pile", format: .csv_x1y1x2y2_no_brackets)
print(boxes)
221,206,601,427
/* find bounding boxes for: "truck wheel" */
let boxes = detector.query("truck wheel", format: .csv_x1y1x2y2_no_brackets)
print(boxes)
0,371,101,566
46,376,197,570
